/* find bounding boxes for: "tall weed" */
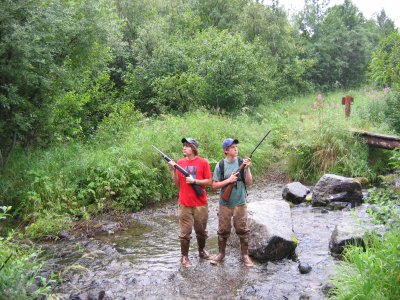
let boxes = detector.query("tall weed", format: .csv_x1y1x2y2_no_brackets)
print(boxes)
330,231,400,300
284,92,381,182
384,90,400,134
0,207,54,299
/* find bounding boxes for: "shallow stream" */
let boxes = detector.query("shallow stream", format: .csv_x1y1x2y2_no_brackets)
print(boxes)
40,183,362,299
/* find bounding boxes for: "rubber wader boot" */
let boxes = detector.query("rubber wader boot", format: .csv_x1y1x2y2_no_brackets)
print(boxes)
240,237,254,267
197,237,211,259
210,237,227,265
180,239,192,267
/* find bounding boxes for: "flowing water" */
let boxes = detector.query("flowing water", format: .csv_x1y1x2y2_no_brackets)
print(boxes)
40,183,365,299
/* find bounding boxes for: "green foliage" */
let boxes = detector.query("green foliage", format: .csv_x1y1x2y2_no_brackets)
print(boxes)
193,0,248,30
128,27,274,114
24,212,73,240
312,1,371,88
352,87,400,135
364,149,400,227
295,0,391,91
186,29,272,110
375,9,397,36
369,31,400,89
75,160,162,212
0,207,54,299
239,2,313,96
370,24,400,135
365,186,400,227
287,128,376,183
49,72,120,140
0,206,11,220
330,230,400,300
285,95,378,182
0,0,124,155
383,90,400,134
353,88,390,127
389,148,400,171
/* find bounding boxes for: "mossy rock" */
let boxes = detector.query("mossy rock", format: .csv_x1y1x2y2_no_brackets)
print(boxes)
354,177,369,188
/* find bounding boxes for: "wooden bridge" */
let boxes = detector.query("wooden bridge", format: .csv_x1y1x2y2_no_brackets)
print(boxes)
353,130,400,150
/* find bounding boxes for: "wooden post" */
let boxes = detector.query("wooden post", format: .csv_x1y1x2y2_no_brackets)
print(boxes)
341,95,353,118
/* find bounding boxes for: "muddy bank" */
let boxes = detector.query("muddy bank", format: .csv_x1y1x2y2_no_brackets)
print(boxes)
38,182,368,299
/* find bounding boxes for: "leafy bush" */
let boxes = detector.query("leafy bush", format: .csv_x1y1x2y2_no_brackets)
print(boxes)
365,186,400,227
24,212,73,240
127,27,276,114
76,160,164,212
389,148,400,171
0,0,124,155
50,72,120,141
369,31,400,89
383,90,400,134
0,207,54,299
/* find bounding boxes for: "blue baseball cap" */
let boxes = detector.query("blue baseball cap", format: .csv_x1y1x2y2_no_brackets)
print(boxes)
181,137,199,148
222,138,239,150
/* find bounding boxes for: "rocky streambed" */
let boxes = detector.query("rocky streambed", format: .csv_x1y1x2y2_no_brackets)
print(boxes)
38,182,374,299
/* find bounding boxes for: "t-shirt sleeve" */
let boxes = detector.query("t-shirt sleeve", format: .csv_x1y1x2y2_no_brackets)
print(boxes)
203,159,212,179
212,162,221,182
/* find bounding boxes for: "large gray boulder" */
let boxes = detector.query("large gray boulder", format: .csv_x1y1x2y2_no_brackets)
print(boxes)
312,174,363,208
282,182,311,204
231,199,297,261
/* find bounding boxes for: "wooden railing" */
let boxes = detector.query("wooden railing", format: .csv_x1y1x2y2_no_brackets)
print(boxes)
352,130,400,150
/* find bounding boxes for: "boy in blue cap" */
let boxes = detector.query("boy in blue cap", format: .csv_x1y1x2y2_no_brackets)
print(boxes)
210,138,254,267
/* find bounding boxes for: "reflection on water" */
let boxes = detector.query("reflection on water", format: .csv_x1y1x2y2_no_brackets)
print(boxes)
41,183,357,299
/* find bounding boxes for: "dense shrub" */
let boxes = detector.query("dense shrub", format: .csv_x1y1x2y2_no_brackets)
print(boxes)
285,98,379,183
383,90,400,134
0,207,53,299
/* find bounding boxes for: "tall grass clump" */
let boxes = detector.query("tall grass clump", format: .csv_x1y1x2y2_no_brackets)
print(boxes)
329,231,400,300
284,91,383,183
0,207,54,299
352,87,393,133
383,90,400,134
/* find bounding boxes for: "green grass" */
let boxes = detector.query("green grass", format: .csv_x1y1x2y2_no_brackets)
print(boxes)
330,230,400,300
0,207,54,299
261,88,394,183
0,87,395,236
